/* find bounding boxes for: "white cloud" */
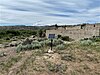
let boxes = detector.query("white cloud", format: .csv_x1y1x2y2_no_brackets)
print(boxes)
0,0,100,25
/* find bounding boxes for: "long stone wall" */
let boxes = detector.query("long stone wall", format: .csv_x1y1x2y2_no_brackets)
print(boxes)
46,24,100,40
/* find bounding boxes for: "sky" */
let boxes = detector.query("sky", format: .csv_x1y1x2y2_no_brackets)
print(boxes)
0,0,100,26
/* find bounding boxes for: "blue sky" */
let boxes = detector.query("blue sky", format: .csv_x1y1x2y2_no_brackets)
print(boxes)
0,0,100,26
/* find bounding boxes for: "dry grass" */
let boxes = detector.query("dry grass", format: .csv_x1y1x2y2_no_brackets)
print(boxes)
0,40,100,75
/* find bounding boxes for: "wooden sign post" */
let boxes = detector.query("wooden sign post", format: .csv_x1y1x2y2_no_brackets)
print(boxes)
50,39,53,50
48,34,55,52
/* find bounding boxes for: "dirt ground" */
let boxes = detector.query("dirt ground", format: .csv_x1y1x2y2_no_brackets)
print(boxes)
0,47,100,75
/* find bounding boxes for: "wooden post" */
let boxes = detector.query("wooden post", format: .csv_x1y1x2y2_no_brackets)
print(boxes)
51,39,53,50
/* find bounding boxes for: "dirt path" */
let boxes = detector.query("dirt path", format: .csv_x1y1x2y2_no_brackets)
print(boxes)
8,51,33,75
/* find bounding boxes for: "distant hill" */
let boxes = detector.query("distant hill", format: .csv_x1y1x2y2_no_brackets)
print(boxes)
0,23,100,30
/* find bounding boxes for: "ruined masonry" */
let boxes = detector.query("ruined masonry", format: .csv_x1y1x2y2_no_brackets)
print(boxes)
46,23,100,40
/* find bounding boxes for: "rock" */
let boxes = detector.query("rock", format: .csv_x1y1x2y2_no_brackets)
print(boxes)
48,49,54,53
30,35,35,38
0,52,7,57
9,41,21,47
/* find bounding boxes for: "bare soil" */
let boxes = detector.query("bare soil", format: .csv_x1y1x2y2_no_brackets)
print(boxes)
0,47,100,75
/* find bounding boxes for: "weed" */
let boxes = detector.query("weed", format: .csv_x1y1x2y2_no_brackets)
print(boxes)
46,61,67,73
56,44,66,50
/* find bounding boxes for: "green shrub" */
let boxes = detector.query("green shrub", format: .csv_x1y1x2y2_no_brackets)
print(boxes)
53,39,64,46
26,44,32,49
80,40,93,46
61,36,74,41
95,46,100,52
31,40,41,49
16,39,64,52
21,44,32,50
90,37,100,42
16,40,43,52
37,29,46,38
91,42,98,46
31,40,42,49
31,43,42,49
61,36,70,41
21,45,28,50
43,40,51,46
31,40,39,44
16,44,23,52
39,41,45,47
22,38,32,45
40,39,63,47
57,35,62,38
56,44,66,50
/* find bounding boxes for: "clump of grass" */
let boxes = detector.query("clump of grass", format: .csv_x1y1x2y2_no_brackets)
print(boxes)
39,41,45,47
33,65,45,72
56,44,66,50
16,40,42,52
46,61,67,73
21,45,28,50
0,55,22,72
44,40,51,46
16,38,66,52
31,43,42,49
26,44,32,49
16,44,23,52
53,39,64,46
70,71,78,75
31,40,39,44
90,37,100,42
61,54,76,61
80,40,93,46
